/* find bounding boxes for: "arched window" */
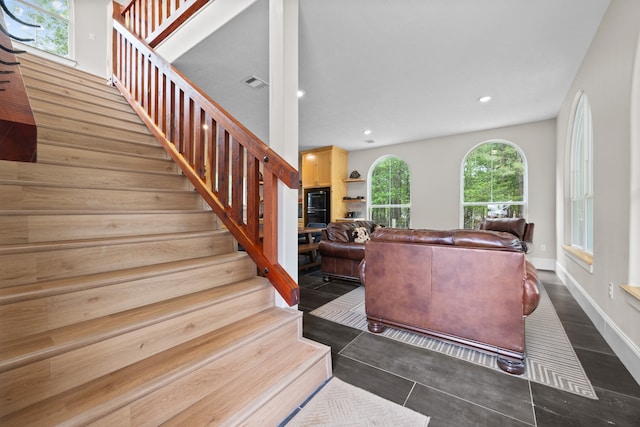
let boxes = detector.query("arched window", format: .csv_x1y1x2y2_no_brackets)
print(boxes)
461,141,527,229
570,92,594,254
4,0,72,57
368,156,411,228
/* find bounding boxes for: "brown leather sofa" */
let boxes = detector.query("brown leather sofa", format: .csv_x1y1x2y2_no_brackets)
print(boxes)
318,220,381,282
359,227,540,374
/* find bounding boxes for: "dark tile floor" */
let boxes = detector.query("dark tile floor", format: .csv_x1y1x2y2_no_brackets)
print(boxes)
298,266,640,426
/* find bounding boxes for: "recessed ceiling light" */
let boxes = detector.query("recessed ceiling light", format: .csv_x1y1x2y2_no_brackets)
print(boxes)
362,129,372,136
297,90,305,98
478,96,492,103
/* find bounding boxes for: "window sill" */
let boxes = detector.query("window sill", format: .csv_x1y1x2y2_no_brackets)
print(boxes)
563,245,593,273
621,285,640,312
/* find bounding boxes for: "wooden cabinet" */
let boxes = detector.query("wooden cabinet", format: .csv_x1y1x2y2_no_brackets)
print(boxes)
300,146,348,222
301,147,336,187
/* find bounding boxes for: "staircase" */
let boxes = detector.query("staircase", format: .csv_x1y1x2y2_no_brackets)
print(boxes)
0,54,331,426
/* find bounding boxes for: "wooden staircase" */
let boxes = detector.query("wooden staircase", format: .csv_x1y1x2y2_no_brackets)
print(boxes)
0,54,331,426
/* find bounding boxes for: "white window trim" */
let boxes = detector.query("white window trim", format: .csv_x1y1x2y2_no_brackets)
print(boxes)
569,91,594,255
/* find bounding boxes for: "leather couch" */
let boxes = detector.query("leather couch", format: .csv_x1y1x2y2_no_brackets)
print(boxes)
359,227,540,374
318,220,381,282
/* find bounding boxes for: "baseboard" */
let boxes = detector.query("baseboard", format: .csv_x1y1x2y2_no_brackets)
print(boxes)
555,262,640,386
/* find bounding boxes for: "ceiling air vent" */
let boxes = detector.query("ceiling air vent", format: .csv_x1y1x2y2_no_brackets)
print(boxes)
242,75,268,89
365,139,376,144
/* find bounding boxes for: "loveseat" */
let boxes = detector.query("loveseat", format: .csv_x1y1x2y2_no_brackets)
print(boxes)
359,226,540,374
318,220,381,282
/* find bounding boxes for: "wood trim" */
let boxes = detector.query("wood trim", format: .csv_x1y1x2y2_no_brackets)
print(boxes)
562,245,593,266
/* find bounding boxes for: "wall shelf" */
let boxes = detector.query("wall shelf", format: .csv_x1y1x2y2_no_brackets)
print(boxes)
343,178,366,183
343,199,366,203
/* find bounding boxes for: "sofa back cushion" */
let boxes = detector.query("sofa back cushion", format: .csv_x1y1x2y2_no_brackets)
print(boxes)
325,220,376,243
371,228,524,252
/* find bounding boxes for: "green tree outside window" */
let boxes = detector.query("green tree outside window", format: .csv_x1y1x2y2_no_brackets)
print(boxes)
462,142,526,229
369,156,411,228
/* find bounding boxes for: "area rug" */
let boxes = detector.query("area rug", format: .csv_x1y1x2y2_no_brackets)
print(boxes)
285,378,430,426
311,284,598,400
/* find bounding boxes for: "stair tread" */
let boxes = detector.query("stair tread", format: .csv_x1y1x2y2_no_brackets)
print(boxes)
38,139,170,162
0,308,302,426
0,276,269,372
0,252,246,305
164,338,329,426
0,229,225,255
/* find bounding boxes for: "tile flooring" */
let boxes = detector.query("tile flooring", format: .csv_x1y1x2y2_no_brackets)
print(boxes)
297,267,640,426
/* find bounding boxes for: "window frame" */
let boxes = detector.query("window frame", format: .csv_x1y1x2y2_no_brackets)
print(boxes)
460,139,528,229
367,155,411,228
5,0,74,59
569,91,594,255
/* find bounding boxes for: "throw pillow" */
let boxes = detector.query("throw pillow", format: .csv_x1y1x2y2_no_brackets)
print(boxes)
352,226,370,244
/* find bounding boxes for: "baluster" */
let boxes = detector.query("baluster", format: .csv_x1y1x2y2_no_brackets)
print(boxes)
217,125,230,205
231,138,245,223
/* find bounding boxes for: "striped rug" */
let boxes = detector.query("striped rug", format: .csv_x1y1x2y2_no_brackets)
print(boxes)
285,378,430,426
311,284,598,400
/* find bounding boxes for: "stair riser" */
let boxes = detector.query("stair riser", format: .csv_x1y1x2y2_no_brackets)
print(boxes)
20,67,126,105
0,185,202,212
38,127,166,157
38,143,176,173
240,351,333,426
27,88,143,125
33,113,157,145
92,318,302,426
0,233,235,288
0,161,187,196
0,256,256,342
164,340,329,426
27,85,142,124
0,285,275,416
0,212,215,245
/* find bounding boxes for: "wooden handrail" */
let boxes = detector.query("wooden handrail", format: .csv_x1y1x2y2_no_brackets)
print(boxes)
112,6,300,305
0,9,37,162
120,0,210,47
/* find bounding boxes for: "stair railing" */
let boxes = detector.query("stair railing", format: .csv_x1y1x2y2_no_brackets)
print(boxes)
112,7,300,306
120,0,210,48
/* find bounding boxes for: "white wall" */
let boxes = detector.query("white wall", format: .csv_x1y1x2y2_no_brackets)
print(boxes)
73,0,114,78
555,0,640,383
347,119,557,270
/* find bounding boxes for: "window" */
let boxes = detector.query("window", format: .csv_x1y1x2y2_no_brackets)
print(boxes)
368,156,411,228
570,92,594,254
462,141,527,229
4,0,71,57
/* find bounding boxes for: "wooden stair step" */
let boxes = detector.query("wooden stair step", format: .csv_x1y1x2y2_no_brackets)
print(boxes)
37,143,176,173
30,102,150,135
163,337,331,426
0,210,216,245
0,308,304,426
0,253,256,342
25,85,142,122
0,160,186,195
20,56,127,104
33,111,156,145
0,278,275,417
0,230,235,288
37,126,166,157
0,183,202,212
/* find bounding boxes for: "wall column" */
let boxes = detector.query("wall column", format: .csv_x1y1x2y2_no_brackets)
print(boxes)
269,0,299,306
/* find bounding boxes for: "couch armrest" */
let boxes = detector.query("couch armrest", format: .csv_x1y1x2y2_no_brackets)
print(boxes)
523,260,540,316
359,258,366,285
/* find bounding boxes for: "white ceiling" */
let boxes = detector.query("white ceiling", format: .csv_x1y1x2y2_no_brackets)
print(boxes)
172,0,611,152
